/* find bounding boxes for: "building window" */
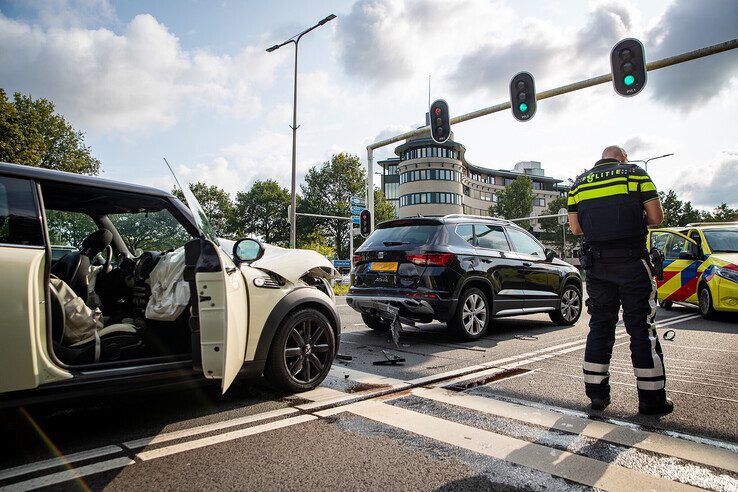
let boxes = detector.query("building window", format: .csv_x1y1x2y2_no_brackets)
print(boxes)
384,182,399,200
462,204,491,216
399,192,462,207
463,186,499,202
401,146,459,162
533,181,542,190
533,197,545,207
400,169,460,184
504,178,515,186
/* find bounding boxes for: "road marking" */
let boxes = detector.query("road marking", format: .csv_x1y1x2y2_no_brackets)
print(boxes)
346,400,698,491
0,445,122,481
0,457,135,492
414,387,738,474
123,407,299,449
137,415,316,461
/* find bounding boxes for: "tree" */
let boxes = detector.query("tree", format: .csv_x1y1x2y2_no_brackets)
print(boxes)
233,179,290,245
299,153,365,258
0,89,100,175
373,188,397,225
659,190,683,227
538,196,578,255
492,175,533,228
173,182,236,239
706,203,738,222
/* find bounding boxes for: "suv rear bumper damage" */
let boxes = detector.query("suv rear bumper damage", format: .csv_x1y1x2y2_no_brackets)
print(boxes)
346,294,455,322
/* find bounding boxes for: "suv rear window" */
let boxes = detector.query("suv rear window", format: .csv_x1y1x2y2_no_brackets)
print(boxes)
362,225,440,248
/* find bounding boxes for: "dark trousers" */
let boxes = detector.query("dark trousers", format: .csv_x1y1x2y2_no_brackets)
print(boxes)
583,257,667,403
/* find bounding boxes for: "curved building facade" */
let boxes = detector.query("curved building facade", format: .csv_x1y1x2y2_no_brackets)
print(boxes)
378,131,568,226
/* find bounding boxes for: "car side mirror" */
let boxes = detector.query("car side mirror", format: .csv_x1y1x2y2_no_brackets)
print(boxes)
233,238,264,263
678,251,695,261
544,248,557,262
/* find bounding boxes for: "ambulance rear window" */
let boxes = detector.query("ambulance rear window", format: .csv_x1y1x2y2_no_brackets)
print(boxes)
704,229,738,253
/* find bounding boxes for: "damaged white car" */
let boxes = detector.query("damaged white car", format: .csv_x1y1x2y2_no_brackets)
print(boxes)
0,161,341,406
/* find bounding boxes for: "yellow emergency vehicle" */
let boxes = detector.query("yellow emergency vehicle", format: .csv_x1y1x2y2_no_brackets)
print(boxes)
648,223,738,319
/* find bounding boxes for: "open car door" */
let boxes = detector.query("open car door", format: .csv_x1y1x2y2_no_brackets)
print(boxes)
649,229,701,303
168,160,248,393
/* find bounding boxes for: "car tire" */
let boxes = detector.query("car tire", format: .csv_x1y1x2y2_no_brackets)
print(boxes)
549,283,583,326
698,284,717,320
264,308,336,393
449,287,490,341
362,313,391,331
658,299,673,310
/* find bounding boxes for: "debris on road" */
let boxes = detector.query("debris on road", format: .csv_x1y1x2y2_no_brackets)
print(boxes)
514,334,539,340
336,354,353,361
373,350,406,366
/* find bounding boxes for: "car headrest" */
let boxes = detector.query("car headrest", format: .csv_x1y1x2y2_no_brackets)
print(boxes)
81,229,113,257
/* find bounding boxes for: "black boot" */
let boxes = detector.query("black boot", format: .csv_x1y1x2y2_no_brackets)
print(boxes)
590,396,611,411
639,396,674,415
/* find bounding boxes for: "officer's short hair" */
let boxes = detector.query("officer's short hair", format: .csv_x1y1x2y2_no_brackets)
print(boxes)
602,146,627,161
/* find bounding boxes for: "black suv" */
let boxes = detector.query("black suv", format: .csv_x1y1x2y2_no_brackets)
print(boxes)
347,215,582,340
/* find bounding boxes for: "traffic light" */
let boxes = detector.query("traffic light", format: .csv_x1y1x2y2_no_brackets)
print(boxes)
429,99,450,144
360,209,371,237
509,72,536,121
611,38,647,97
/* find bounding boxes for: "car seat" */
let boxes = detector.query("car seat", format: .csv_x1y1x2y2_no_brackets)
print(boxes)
49,276,141,363
51,229,113,299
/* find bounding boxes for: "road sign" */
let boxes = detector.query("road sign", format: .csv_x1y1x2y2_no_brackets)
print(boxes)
333,259,351,268
350,196,365,207
350,205,364,215
558,208,568,225
351,216,360,225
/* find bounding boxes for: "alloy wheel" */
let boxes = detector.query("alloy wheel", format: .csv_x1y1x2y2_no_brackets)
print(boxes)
462,293,487,335
699,288,711,316
560,287,581,323
283,318,331,384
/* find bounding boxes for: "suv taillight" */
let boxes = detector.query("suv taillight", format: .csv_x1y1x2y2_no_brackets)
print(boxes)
353,255,361,264
406,252,455,266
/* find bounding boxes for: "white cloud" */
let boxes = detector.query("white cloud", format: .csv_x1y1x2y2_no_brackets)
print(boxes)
0,12,287,133
671,152,738,208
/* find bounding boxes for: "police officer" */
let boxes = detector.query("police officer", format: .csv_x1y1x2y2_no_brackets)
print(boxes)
568,145,673,415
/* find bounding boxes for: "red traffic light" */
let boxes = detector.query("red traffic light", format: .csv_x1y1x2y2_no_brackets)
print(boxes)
434,107,442,116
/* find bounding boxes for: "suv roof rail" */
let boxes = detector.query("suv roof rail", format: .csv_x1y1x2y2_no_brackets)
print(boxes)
685,222,738,226
442,213,511,223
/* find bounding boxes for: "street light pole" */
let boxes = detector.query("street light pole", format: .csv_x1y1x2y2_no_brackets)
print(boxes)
633,153,675,173
266,13,337,249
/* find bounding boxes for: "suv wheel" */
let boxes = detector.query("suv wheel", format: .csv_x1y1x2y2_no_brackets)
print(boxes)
550,284,582,326
362,313,391,331
699,284,717,320
449,287,490,341
265,308,335,393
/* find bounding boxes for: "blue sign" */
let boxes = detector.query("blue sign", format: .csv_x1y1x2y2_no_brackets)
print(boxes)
350,206,364,215
333,259,351,268
350,196,365,206
351,216,360,225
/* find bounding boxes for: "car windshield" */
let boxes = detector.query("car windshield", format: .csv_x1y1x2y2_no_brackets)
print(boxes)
362,225,441,249
703,229,738,253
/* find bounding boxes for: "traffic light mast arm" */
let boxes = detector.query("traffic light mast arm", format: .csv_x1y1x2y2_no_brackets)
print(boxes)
366,38,738,150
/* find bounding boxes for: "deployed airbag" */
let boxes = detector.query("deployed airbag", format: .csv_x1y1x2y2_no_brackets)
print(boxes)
145,247,190,321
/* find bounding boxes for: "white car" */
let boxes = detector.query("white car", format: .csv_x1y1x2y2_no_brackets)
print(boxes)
0,162,341,406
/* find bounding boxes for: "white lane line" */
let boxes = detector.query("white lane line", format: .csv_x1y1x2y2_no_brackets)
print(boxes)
123,407,299,449
346,400,698,491
0,457,135,492
414,387,738,474
137,414,316,461
541,370,738,404
0,445,122,482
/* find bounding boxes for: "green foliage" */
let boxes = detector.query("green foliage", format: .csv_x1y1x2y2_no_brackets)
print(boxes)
298,153,365,258
0,89,100,175
46,210,98,248
173,182,236,239
109,210,191,252
658,191,737,227
538,196,578,254
492,175,533,229
233,179,290,246
373,188,397,225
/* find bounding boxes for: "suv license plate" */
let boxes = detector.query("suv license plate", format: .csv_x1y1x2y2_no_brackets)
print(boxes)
370,261,398,272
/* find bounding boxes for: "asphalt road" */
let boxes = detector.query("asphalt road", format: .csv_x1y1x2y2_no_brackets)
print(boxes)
1,298,736,491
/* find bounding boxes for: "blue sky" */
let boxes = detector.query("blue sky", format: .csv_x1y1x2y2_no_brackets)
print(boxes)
1,0,736,207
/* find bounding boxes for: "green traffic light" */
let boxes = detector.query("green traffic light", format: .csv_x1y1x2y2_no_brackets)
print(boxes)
519,103,528,112
623,75,635,86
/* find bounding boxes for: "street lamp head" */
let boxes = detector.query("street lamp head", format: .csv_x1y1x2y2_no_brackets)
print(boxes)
265,44,280,53
319,14,337,25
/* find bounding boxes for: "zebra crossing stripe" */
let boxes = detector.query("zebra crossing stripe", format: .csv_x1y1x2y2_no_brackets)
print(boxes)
413,387,738,474
346,399,699,491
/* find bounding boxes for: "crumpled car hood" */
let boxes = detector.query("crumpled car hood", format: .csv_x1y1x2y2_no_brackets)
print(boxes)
250,244,339,283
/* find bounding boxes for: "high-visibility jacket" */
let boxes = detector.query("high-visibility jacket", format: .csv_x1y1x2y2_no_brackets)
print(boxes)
567,158,658,249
